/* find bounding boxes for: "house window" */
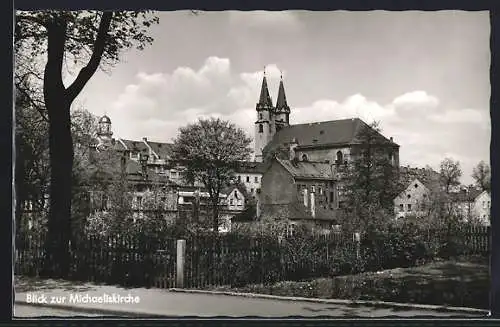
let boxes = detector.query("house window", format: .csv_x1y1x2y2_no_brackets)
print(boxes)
414,183,418,188
423,194,427,198
399,204,404,212
255,176,258,183
250,188,254,194
407,194,411,199
258,124,263,133
319,187,323,195
259,113,263,120
329,191,334,203
237,175,241,182
246,176,250,183
137,196,143,208
230,199,234,205
311,186,316,193
407,204,412,212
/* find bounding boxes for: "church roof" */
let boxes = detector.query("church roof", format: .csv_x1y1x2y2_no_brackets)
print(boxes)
263,118,398,155
99,115,111,124
257,75,273,108
275,78,290,112
276,158,334,180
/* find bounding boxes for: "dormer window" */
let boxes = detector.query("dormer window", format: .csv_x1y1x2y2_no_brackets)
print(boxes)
301,154,309,161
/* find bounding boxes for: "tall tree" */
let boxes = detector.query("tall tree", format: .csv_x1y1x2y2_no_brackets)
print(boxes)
341,121,401,232
472,160,491,192
172,118,252,234
15,11,159,277
439,157,462,194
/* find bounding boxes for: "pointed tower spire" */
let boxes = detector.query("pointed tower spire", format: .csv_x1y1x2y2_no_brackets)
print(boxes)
275,71,289,112
257,67,272,107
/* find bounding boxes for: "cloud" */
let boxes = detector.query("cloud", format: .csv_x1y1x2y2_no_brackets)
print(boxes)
107,58,489,184
428,108,488,124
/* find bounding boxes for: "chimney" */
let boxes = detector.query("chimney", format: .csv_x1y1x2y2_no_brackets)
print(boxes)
303,188,308,207
143,137,148,142
289,138,299,161
390,137,393,142
310,191,316,218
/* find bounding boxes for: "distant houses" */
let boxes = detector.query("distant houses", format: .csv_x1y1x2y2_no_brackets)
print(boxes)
393,178,432,220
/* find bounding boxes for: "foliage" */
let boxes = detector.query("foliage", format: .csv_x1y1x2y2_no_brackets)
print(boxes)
15,10,159,277
439,157,462,193
207,258,489,310
472,160,491,193
172,118,252,233
341,121,402,232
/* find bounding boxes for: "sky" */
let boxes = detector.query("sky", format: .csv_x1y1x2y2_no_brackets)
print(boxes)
71,10,490,185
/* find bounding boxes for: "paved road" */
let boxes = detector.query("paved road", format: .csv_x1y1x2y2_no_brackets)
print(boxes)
14,304,115,318
14,276,486,318
14,291,481,318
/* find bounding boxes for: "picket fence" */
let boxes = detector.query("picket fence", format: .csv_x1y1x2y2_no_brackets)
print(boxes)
15,225,490,290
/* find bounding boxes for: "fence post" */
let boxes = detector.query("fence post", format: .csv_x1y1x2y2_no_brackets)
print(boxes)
354,232,361,260
176,239,186,288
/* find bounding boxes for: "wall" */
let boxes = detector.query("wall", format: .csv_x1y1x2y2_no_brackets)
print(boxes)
226,188,245,211
260,161,295,206
297,147,352,164
393,179,431,219
235,172,262,196
472,191,491,225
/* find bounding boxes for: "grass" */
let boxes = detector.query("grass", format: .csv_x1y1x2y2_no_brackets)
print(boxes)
206,256,489,310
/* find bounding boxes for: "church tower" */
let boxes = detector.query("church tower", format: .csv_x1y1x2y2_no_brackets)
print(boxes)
273,73,290,132
96,114,113,149
254,72,274,162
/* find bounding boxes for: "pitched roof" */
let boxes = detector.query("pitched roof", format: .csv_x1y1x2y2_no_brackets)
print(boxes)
398,166,441,192
449,188,484,203
276,158,334,180
275,78,290,113
147,141,174,159
257,75,273,108
263,118,398,155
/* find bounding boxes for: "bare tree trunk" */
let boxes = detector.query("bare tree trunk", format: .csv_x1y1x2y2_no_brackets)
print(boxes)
41,19,73,278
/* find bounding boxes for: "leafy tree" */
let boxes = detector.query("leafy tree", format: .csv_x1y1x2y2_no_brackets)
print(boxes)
15,11,159,277
439,157,462,194
172,118,252,234
341,121,402,232
472,160,491,193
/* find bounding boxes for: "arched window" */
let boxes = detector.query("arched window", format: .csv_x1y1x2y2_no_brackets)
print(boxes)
301,154,309,161
258,124,263,133
336,151,343,164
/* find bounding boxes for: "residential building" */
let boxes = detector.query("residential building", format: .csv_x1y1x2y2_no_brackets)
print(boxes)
450,188,490,226
259,156,340,231
393,178,432,219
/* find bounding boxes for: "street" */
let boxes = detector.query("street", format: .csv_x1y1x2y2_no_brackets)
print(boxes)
14,304,117,318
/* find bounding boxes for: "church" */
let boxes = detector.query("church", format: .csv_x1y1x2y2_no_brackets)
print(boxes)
253,72,401,228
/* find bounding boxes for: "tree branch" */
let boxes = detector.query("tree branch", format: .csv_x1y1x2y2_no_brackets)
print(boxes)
16,14,47,27
66,12,113,102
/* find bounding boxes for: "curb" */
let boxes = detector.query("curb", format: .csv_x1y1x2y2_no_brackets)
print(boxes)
13,300,167,318
168,288,489,316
